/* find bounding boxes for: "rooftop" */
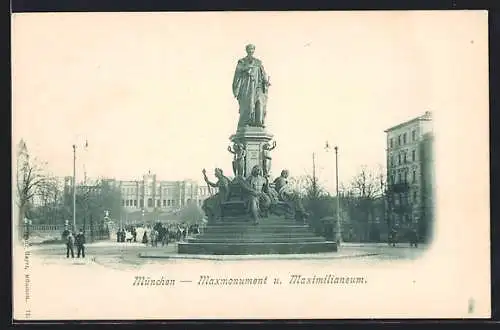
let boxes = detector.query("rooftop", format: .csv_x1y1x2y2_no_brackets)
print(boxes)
384,111,432,133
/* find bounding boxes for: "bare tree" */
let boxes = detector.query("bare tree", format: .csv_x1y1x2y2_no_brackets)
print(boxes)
288,175,314,198
32,176,61,224
344,165,386,242
349,166,384,199
15,140,47,232
73,178,123,239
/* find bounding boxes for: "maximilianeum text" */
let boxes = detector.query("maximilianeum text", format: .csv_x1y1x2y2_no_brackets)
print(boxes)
132,274,367,287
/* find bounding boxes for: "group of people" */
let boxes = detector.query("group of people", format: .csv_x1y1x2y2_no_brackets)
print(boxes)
115,222,202,247
116,226,137,243
388,226,419,248
62,228,86,258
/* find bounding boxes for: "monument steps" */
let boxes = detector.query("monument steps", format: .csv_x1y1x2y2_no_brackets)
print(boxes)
198,232,319,239
180,213,337,254
178,241,338,255
187,237,326,243
203,226,312,234
213,220,301,226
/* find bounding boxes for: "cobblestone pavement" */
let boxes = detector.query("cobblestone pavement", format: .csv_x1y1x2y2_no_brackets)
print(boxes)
29,240,428,269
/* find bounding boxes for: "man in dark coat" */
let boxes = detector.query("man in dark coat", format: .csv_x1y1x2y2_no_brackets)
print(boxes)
75,229,86,258
131,226,137,242
66,232,75,258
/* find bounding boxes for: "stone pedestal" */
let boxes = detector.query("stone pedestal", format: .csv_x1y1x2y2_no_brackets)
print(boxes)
230,126,273,178
178,214,338,255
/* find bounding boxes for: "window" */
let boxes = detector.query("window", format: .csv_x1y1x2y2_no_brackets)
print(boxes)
163,199,166,207
147,198,153,207
157,200,161,207
397,173,402,183
413,191,417,202
122,200,125,206
134,200,137,207
412,130,416,141
398,154,401,165
403,133,407,144
390,138,394,148
126,200,130,206
403,171,408,183
140,200,144,207
167,200,171,206
412,149,416,161
412,170,416,183
403,152,407,163
398,135,401,146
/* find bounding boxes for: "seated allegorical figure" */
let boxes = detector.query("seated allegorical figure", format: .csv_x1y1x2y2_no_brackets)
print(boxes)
234,165,271,224
201,168,231,224
271,169,309,222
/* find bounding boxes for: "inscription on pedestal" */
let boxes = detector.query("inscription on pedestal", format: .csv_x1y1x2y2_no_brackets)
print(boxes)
245,144,261,176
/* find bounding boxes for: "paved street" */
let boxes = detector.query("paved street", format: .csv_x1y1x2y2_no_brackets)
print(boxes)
29,240,428,269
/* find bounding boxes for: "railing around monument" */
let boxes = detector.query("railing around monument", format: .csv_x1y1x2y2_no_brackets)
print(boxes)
27,223,110,242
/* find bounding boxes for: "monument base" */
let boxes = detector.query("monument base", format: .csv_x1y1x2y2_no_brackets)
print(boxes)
230,126,273,178
177,214,338,255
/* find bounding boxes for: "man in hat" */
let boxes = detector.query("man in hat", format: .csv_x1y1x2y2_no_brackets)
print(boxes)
75,229,86,258
66,231,75,258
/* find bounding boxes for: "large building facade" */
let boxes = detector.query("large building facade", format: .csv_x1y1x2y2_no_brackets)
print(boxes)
385,111,434,240
116,171,214,213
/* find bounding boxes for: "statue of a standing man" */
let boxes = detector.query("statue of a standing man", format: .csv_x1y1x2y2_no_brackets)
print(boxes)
232,44,271,129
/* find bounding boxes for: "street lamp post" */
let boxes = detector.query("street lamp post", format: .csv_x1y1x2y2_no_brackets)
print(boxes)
334,146,342,248
325,141,342,248
72,144,77,232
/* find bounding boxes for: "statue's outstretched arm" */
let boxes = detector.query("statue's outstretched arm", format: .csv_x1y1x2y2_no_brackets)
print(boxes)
205,179,218,188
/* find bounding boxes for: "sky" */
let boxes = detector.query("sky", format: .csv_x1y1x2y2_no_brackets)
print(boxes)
11,11,487,193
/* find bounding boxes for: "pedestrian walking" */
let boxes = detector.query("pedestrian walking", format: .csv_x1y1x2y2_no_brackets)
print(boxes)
409,227,419,248
132,227,137,242
142,231,148,245
66,232,75,258
75,229,86,258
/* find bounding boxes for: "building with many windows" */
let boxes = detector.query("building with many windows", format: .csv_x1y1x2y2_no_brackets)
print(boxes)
384,111,434,240
116,171,214,213
58,172,215,224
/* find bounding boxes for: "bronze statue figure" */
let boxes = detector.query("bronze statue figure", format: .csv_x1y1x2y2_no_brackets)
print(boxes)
262,141,276,177
273,169,309,222
236,165,271,225
228,143,247,177
201,168,231,223
232,44,271,129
